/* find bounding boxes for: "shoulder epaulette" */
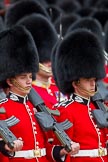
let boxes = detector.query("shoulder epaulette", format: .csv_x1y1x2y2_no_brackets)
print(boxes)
0,98,8,104
55,98,74,108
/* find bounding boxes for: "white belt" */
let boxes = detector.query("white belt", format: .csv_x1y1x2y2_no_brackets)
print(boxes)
73,148,107,157
14,148,46,159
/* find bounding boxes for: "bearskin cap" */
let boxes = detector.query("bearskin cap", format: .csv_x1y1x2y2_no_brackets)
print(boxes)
5,0,50,28
57,0,81,14
91,9,108,28
67,17,104,46
55,29,105,94
17,13,58,63
54,13,80,37
0,25,39,81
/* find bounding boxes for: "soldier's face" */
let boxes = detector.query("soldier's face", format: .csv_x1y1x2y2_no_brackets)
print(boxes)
38,62,52,78
7,73,32,96
73,78,96,98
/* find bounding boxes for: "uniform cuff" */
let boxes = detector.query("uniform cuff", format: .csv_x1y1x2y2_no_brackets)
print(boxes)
53,146,65,162
0,140,15,157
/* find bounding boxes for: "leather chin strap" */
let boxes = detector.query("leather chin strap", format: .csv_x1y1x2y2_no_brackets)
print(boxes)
11,79,31,92
76,82,97,97
39,63,52,75
79,86,97,96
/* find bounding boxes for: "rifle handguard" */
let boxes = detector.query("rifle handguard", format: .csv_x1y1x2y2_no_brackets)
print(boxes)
35,112,72,152
0,110,20,149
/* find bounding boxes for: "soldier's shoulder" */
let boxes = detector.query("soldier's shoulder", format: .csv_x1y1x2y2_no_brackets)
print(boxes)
0,98,8,104
54,98,74,108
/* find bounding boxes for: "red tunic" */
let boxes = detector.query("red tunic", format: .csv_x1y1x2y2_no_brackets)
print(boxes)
32,79,58,109
0,92,56,162
103,64,108,84
53,93,108,162
47,77,68,103
32,77,67,109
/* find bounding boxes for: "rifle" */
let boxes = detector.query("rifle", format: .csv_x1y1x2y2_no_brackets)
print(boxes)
0,107,20,149
28,88,73,152
91,92,108,128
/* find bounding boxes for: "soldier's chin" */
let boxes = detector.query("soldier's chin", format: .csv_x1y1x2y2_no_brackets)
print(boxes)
24,87,31,93
25,89,31,95
90,91,96,96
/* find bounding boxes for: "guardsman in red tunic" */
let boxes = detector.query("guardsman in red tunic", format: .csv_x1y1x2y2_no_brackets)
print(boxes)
0,25,80,162
17,13,68,144
52,29,108,162
17,13,65,109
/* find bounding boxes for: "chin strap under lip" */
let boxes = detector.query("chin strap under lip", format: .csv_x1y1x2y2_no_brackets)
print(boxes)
39,63,52,74
11,78,31,92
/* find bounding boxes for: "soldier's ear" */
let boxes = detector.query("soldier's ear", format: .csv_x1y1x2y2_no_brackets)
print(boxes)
6,78,13,87
72,81,76,89
72,81,79,88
